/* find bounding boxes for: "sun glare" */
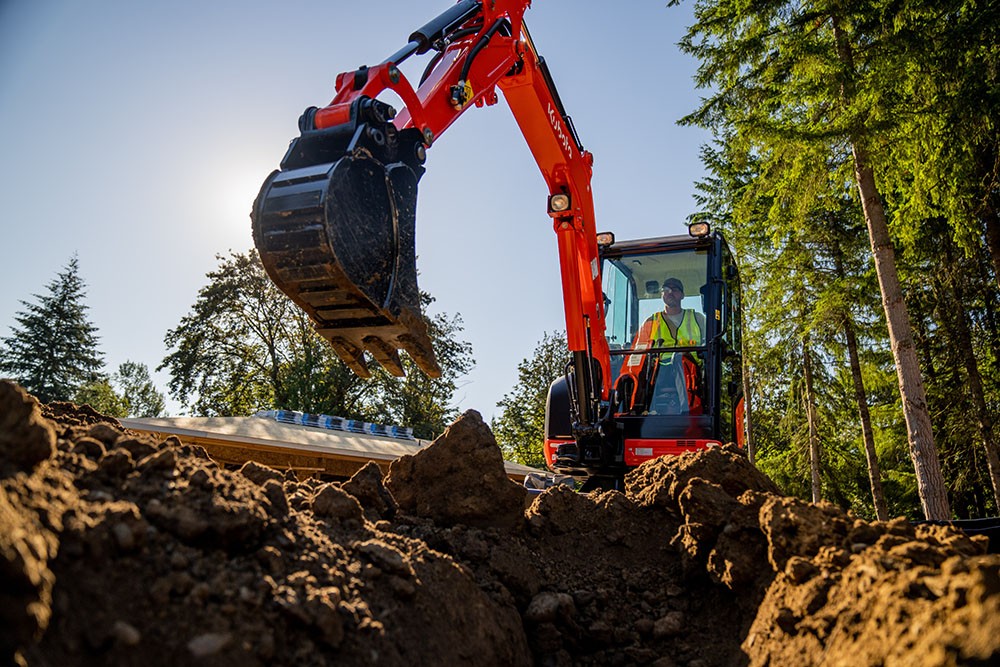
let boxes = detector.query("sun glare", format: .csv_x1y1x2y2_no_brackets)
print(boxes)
215,169,262,230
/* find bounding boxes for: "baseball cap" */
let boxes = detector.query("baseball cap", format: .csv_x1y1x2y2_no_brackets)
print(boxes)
662,277,684,292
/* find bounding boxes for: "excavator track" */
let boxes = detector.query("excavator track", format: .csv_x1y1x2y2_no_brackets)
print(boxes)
252,104,440,379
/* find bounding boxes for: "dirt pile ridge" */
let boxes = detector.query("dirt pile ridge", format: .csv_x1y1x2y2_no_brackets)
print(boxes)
2,379,999,666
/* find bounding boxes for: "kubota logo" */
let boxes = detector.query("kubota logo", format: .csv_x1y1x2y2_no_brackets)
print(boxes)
547,103,573,156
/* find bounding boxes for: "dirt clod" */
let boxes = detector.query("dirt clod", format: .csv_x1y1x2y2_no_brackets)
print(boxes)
385,410,526,530
1,384,999,666
0,380,55,474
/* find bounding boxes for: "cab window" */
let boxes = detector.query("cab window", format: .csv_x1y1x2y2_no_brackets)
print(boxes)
602,248,709,352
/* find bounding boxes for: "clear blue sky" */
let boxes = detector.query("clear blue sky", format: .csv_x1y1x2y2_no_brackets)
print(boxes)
0,0,710,421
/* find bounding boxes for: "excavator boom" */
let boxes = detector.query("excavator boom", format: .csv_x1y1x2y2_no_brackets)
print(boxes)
252,0,609,418
252,1,749,486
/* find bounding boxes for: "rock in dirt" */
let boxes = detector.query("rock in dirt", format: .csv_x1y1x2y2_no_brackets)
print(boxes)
2,382,999,667
341,461,397,521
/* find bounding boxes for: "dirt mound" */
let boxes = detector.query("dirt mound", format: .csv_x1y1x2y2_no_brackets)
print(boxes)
2,381,999,666
384,410,526,530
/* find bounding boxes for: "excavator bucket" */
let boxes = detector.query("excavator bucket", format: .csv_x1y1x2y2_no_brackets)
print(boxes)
251,102,440,378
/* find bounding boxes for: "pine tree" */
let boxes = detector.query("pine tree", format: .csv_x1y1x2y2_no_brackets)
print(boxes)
674,0,952,519
0,256,104,403
690,133,899,518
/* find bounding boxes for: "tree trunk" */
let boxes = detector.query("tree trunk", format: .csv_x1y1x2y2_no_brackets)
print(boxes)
832,18,950,520
981,199,1000,292
908,290,938,381
851,147,950,519
829,231,890,520
842,316,890,520
742,336,756,465
802,338,822,504
940,267,1000,508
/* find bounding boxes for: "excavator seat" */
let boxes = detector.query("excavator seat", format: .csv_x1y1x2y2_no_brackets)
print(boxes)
252,98,440,378
614,352,703,416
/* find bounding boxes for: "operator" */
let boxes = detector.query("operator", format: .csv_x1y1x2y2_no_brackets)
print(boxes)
644,277,705,349
618,277,705,414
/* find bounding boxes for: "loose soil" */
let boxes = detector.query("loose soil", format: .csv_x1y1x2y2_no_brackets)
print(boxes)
2,379,998,666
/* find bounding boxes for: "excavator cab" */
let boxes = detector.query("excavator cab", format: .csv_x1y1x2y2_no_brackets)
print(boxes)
544,230,745,484
607,249,709,419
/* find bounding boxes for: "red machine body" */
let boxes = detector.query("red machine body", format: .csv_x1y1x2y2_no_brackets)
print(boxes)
252,0,745,487
313,0,609,394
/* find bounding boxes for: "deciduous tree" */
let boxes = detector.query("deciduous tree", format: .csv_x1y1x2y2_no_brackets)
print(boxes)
113,361,166,418
493,331,568,468
160,250,473,439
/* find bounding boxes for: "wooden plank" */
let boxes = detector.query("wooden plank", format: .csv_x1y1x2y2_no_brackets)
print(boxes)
122,416,539,482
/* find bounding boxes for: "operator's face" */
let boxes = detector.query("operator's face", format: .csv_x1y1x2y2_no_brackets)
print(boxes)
662,285,683,310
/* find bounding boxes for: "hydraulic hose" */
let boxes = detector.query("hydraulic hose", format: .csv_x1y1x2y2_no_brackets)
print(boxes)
418,25,483,86
459,18,509,83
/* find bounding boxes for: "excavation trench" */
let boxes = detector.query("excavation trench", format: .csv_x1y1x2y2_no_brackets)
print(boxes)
2,380,998,666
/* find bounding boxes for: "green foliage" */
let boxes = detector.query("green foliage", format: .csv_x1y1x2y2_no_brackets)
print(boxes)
160,250,473,438
676,0,1000,518
872,1,1000,252
74,379,128,418
0,255,104,403
492,331,568,468
900,221,1000,517
365,296,475,439
160,251,296,415
113,361,166,418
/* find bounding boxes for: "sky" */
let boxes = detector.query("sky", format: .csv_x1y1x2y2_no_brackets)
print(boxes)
0,0,711,422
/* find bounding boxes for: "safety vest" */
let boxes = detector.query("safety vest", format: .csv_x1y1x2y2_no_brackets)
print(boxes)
625,310,702,369
647,310,702,349
618,309,704,414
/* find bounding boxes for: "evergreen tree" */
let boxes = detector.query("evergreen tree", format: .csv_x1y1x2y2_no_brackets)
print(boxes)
0,256,104,402
674,0,951,518
690,134,900,518
492,331,568,468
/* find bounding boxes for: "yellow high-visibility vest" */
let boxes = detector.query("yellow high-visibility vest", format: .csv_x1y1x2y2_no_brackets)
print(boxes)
625,309,702,370
648,310,702,348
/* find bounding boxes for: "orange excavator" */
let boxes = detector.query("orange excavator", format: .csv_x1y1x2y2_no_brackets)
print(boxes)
252,0,745,489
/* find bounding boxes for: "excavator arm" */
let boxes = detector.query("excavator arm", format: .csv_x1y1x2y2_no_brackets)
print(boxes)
252,0,610,434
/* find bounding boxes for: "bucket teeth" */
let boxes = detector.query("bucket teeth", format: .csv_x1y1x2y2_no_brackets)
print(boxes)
363,336,405,377
325,336,371,378
399,333,442,379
